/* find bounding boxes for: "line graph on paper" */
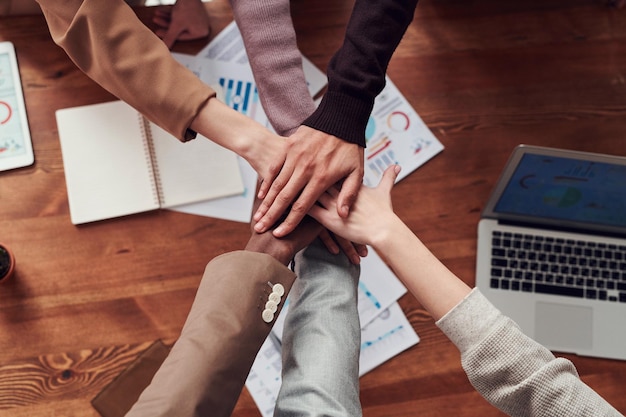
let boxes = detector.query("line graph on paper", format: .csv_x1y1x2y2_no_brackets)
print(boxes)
359,303,420,375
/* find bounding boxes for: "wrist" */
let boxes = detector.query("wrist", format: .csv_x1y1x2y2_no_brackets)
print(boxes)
244,237,293,266
240,128,276,168
302,91,371,147
370,215,411,253
191,97,262,157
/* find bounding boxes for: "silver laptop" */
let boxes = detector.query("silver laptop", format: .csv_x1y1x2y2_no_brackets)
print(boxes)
476,144,626,361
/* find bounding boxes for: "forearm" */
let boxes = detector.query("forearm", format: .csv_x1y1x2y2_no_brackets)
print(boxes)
276,240,362,417
189,97,283,178
37,0,214,141
302,0,419,146
126,251,296,417
437,290,622,417
372,217,471,321
229,0,315,136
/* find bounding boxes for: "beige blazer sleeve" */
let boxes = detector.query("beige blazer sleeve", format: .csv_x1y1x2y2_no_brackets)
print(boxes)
36,0,215,141
125,251,296,417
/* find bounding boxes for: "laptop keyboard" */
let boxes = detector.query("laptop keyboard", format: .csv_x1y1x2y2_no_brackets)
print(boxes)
489,231,626,303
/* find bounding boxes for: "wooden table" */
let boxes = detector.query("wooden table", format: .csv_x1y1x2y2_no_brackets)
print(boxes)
1,1,626,416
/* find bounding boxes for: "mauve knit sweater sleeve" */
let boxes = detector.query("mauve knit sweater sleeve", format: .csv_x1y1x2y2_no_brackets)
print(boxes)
437,289,623,417
230,0,316,137
303,0,419,147
232,0,418,145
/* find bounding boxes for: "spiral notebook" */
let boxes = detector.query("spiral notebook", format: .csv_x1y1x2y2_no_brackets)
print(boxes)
56,100,244,225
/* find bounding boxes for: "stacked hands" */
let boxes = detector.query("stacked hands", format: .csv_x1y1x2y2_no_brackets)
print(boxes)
153,0,378,264
308,164,401,249
251,126,367,265
246,153,401,268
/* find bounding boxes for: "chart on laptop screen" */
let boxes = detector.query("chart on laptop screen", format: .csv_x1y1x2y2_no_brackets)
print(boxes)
494,153,626,228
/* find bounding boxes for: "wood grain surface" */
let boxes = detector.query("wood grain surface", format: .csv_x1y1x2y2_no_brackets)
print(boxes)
1,1,625,416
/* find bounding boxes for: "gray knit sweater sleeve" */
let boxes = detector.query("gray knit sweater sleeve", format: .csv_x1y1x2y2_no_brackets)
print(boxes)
436,289,623,417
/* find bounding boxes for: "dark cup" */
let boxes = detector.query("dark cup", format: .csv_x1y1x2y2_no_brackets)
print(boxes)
0,243,15,283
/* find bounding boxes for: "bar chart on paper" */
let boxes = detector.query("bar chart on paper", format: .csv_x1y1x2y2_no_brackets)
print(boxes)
218,77,265,122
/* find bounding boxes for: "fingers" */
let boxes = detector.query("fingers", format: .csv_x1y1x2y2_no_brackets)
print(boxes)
354,242,368,258
306,204,325,225
253,130,365,236
336,170,362,218
307,202,342,241
257,181,270,200
270,181,322,237
254,159,315,236
256,164,281,200
317,230,367,265
315,190,336,210
333,234,365,265
253,163,296,223
379,164,401,192
318,229,340,255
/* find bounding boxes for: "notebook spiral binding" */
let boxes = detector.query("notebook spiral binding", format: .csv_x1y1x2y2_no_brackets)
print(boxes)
138,114,164,207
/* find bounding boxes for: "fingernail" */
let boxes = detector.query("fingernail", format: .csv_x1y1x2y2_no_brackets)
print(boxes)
341,205,349,216
253,212,262,221
358,247,368,257
351,255,361,265
254,222,265,232
273,226,285,236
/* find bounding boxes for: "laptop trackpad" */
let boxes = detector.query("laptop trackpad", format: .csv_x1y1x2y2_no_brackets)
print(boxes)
534,302,593,351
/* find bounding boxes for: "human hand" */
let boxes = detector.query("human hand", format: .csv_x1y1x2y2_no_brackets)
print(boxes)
247,198,366,265
309,165,401,247
153,0,211,49
253,126,364,238
245,132,288,185
318,229,368,265
245,199,323,265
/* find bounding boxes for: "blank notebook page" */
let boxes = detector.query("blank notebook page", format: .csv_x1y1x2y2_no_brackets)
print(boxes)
57,100,244,224
57,101,159,224
147,122,244,208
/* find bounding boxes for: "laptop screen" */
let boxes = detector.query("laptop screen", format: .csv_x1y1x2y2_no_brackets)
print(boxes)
483,145,626,235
